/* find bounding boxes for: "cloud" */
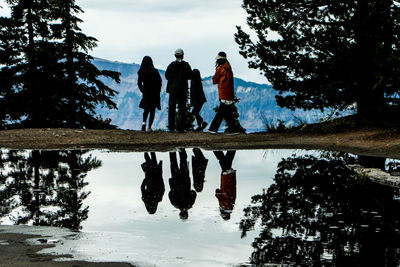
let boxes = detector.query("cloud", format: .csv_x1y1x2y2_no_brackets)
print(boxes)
79,1,257,75
80,0,240,14
0,0,267,83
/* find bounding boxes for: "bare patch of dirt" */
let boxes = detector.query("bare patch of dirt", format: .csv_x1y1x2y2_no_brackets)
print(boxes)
0,231,135,267
0,127,398,159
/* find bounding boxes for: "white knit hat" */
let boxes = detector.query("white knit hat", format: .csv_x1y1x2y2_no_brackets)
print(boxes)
175,48,184,57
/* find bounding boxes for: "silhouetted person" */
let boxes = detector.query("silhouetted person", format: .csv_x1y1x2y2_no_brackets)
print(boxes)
168,149,196,220
214,150,236,220
165,48,192,132
141,152,164,214
190,69,208,131
208,52,245,134
191,148,208,192
138,56,162,131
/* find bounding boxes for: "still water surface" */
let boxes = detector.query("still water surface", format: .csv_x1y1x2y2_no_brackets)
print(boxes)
0,149,399,266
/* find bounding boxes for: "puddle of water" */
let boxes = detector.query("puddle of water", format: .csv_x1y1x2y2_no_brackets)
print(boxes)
59,149,296,267
0,149,399,266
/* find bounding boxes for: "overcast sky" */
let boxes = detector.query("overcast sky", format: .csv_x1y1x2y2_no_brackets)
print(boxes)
1,0,267,83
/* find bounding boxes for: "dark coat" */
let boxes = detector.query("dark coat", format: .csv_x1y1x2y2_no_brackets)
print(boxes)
138,68,162,110
192,148,208,192
190,79,207,106
168,150,196,212
168,176,197,212
141,157,164,214
165,60,192,95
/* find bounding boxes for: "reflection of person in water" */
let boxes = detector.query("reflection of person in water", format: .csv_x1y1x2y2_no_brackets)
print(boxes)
214,150,236,220
169,149,197,220
141,152,164,214
191,147,208,192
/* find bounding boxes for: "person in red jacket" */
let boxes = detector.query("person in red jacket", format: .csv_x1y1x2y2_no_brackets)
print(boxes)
208,52,245,134
214,150,236,220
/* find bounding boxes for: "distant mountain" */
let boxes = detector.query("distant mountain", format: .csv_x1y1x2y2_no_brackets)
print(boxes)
93,58,329,131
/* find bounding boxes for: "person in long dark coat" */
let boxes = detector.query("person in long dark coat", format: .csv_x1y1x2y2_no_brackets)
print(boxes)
190,69,208,131
138,56,162,131
140,152,164,214
168,149,197,220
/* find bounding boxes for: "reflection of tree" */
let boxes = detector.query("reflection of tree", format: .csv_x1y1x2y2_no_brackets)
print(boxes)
168,149,196,220
140,152,164,214
0,150,11,216
53,151,101,229
0,150,101,230
241,154,400,266
387,158,400,175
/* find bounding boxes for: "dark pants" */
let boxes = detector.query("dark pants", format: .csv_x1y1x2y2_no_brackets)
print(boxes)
169,150,189,179
214,151,236,172
191,102,204,126
209,102,237,132
168,93,187,131
143,108,155,127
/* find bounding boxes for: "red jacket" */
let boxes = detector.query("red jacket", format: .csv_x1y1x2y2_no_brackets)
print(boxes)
212,62,234,101
215,171,236,211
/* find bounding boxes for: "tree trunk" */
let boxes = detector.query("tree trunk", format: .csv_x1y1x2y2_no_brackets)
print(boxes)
64,1,78,127
33,150,41,225
26,3,34,47
355,0,392,120
26,2,40,126
357,83,385,120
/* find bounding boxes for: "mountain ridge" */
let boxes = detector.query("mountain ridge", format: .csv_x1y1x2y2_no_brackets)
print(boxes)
93,58,325,131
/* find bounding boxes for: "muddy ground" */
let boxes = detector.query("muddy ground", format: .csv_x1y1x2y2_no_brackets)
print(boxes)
0,127,399,266
0,232,135,267
0,127,398,158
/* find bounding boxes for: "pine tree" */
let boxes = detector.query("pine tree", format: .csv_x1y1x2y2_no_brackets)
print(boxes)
235,0,400,120
49,0,120,128
2,0,67,127
0,14,22,126
0,0,120,128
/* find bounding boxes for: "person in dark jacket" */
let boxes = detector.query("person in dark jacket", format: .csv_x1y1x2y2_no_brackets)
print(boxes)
165,49,192,132
208,52,245,134
190,69,208,131
138,56,162,131
140,152,164,214
168,148,197,220
191,147,208,192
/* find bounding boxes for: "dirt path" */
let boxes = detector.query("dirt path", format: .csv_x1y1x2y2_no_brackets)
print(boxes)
0,127,399,159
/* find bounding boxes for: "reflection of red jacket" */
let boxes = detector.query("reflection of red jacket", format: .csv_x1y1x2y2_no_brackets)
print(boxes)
215,170,236,211
212,62,234,101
